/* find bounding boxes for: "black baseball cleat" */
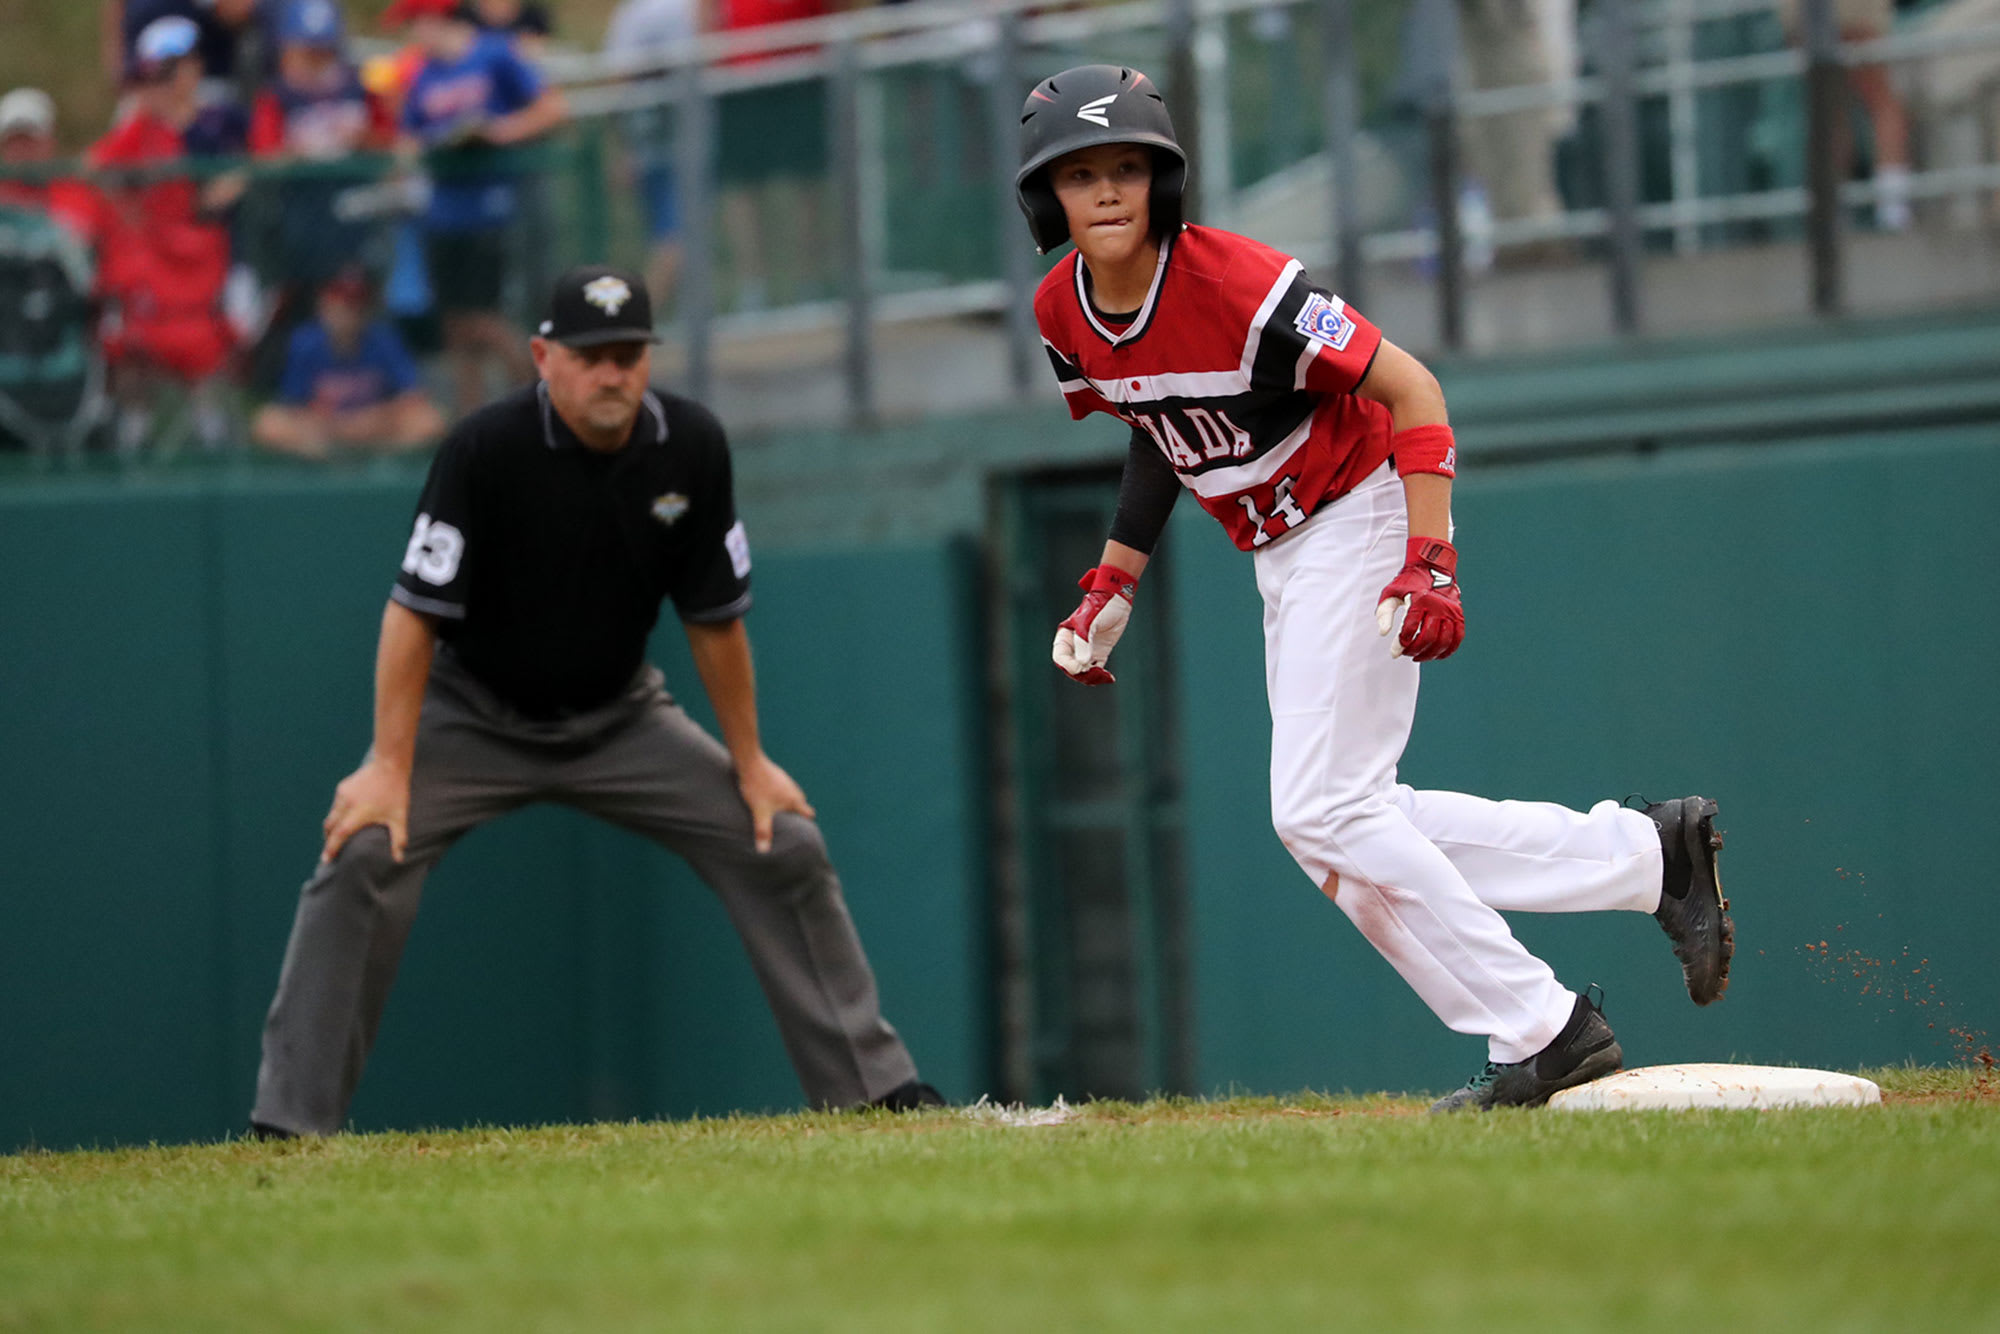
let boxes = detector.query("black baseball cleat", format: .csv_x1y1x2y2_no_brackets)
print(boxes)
866,1079,949,1112
247,1120,298,1141
1430,988,1624,1113
1643,795,1733,1006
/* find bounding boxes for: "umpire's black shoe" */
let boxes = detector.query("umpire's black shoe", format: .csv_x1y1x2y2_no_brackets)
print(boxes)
867,1080,949,1112
248,1120,298,1141
1430,989,1624,1113
1644,795,1734,1006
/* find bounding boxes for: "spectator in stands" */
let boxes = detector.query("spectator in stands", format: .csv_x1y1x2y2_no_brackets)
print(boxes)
1777,0,1912,231
90,15,248,451
0,90,100,239
391,0,567,414
604,0,697,309
105,0,275,102
0,89,59,213
253,267,444,458
473,0,555,64
0,91,104,456
470,0,558,318
714,0,830,311
249,1,395,305
1456,0,1576,254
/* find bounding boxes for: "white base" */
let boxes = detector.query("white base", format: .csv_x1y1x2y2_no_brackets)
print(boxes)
1547,1064,1883,1112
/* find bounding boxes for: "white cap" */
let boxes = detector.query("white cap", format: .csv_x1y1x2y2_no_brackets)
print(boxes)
0,88,54,139
135,14,202,67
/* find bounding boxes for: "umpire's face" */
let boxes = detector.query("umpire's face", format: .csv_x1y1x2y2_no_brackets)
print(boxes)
532,337,653,450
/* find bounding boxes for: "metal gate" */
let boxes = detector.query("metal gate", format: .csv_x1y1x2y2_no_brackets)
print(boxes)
987,468,1194,1105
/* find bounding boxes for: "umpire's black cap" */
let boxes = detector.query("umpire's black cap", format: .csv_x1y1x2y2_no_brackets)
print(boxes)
536,265,661,348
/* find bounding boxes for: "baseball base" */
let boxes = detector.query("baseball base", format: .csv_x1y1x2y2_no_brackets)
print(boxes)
1547,1064,1882,1112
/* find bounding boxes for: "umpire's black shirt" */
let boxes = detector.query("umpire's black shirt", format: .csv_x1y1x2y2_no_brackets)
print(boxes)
391,382,752,719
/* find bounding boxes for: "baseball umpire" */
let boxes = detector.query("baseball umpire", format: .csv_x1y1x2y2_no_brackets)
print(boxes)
250,264,940,1137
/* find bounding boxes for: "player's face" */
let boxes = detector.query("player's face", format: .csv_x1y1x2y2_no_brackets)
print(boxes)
534,338,652,447
1050,144,1153,265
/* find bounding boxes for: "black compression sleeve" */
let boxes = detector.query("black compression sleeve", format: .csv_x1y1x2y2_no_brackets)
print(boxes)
1106,427,1183,556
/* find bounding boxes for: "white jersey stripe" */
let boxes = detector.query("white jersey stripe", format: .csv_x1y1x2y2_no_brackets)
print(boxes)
1239,259,1303,380
1176,411,1316,500
1083,367,1249,404
1293,339,1320,391
1074,241,1174,347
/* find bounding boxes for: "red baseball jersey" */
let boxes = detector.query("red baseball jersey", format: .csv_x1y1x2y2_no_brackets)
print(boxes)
1036,224,1394,552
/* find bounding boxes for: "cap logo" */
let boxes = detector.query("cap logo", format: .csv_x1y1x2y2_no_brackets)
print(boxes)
583,275,633,316
1076,94,1116,127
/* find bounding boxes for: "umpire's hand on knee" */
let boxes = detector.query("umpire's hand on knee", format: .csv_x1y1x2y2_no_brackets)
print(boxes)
322,757,412,865
736,752,815,854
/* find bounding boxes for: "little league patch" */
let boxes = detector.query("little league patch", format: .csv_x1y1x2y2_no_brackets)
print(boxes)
1294,291,1356,351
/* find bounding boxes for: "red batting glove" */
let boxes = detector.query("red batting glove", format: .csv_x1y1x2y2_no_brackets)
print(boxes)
1052,564,1139,685
1375,537,1465,662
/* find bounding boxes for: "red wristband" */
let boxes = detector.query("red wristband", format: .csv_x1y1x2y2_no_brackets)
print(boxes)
1390,424,1457,479
1080,564,1141,596
1406,536,1456,580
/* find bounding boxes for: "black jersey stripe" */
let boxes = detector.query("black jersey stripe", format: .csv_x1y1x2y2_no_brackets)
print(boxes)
1044,342,1087,384
1247,273,1324,391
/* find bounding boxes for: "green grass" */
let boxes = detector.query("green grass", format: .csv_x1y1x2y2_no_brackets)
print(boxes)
4,1069,1997,1333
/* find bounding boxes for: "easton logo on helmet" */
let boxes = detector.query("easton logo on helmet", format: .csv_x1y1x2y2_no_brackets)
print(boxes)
1076,94,1116,127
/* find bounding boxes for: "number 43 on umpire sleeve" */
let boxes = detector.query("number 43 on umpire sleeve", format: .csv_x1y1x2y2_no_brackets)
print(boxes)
1237,475,1307,547
402,513,465,586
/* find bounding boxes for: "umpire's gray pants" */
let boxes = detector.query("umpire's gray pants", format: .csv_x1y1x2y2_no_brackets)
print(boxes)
252,652,919,1135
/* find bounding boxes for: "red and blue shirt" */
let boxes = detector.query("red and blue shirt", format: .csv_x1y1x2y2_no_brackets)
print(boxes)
401,32,543,232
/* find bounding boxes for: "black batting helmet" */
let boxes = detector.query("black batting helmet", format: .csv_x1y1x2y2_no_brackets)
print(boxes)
1015,64,1187,255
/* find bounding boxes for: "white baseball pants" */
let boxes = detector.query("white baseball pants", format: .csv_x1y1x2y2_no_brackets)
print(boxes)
1255,464,1663,1063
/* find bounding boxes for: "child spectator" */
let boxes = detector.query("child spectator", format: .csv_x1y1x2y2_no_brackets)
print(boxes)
249,0,395,286
252,267,444,457
89,15,249,451
472,0,555,64
107,0,274,102
391,0,566,414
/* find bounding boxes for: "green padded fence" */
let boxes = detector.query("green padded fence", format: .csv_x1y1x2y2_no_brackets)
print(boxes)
1171,425,2000,1097
4,411,1997,1149
0,475,985,1152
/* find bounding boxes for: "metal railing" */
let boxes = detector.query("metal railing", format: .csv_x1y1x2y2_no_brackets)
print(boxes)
541,0,2000,420
3,0,1999,457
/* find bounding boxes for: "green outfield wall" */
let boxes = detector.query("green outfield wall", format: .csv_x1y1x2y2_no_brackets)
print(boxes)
0,474,986,1151
4,423,1997,1151
1171,425,2000,1097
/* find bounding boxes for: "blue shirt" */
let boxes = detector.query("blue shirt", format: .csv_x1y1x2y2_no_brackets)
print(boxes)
278,319,420,412
401,32,543,233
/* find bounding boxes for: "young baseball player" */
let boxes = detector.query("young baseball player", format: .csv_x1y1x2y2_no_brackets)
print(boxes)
1018,65,1734,1111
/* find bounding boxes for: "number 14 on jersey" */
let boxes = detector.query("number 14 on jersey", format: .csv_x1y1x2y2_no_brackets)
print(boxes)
1239,475,1306,547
